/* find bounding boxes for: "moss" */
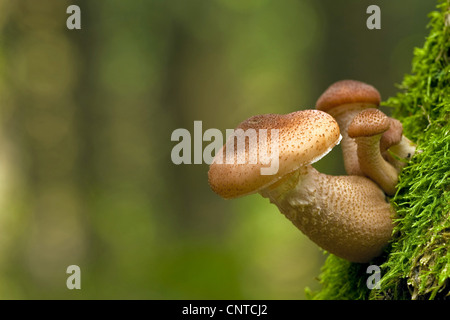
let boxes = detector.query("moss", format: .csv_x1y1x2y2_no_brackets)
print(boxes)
309,0,450,300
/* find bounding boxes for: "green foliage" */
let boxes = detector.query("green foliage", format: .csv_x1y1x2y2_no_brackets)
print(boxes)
310,0,450,300
306,255,370,300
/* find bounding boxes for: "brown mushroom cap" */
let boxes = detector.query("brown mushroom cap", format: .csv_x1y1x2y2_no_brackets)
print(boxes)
316,80,381,112
208,110,341,199
348,108,390,138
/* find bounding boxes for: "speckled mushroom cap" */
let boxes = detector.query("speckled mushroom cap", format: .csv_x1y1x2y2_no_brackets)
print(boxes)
348,108,390,138
316,80,381,112
208,110,341,199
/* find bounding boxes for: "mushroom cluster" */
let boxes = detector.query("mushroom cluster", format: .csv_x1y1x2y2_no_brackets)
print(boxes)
208,80,417,263
315,80,416,176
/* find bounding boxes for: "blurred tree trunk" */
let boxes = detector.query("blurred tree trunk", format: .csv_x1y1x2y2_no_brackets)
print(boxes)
3,0,87,294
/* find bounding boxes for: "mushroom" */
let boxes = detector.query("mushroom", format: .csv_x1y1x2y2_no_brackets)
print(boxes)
316,79,417,175
208,109,393,263
316,80,381,175
380,117,417,171
348,108,399,196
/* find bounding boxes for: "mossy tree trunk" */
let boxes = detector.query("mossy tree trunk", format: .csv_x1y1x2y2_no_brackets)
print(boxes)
310,0,450,300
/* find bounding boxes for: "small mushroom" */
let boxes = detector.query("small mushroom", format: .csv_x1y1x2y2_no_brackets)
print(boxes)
316,80,381,175
348,108,399,196
380,118,417,171
208,109,393,263
380,117,403,157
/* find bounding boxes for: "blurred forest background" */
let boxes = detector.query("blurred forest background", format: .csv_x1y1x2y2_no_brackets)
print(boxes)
0,0,437,299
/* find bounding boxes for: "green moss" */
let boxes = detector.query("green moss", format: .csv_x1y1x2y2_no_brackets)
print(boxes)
309,0,450,300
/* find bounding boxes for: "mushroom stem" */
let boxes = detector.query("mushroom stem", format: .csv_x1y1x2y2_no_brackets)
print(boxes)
259,165,393,263
354,135,399,196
